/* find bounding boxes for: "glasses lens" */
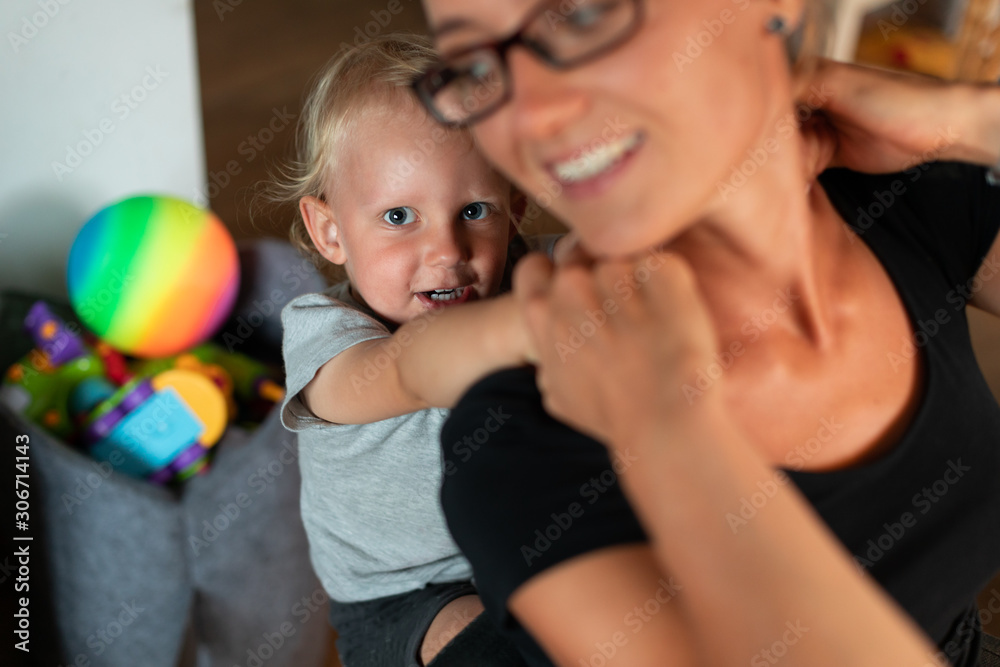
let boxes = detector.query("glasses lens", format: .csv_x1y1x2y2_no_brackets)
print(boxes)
417,0,640,126
426,50,507,125
528,0,637,64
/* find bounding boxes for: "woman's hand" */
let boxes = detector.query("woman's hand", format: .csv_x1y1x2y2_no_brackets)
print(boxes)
513,246,720,445
799,58,1000,175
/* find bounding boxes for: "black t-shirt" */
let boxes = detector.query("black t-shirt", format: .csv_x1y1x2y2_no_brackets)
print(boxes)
440,162,1000,667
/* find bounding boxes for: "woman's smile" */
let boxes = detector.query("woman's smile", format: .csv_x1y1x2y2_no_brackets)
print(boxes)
547,130,646,197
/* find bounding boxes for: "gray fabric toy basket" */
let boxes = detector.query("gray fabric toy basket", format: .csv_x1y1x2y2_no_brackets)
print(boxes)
0,290,329,667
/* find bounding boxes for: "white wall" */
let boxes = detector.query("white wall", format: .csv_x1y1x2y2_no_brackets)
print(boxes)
0,0,206,299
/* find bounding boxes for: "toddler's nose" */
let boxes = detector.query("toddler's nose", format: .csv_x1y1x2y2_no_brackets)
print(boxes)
425,223,468,267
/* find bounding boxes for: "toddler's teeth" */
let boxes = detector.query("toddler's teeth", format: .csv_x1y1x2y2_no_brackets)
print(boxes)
426,286,466,302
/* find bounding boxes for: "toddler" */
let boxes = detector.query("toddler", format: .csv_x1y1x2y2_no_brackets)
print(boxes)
274,34,553,667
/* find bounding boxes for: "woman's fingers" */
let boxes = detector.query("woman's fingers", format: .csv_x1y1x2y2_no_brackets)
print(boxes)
799,113,840,178
799,58,982,173
513,252,556,364
513,251,555,302
514,248,720,443
551,232,581,265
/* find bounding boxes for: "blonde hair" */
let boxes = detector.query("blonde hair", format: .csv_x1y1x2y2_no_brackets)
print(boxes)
266,33,443,269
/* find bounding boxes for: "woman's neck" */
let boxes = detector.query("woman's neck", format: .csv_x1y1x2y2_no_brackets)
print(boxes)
666,127,849,353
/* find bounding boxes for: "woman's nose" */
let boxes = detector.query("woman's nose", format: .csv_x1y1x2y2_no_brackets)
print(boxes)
506,47,588,140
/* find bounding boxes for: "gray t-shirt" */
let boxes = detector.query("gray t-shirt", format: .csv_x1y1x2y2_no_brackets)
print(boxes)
280,281,472,602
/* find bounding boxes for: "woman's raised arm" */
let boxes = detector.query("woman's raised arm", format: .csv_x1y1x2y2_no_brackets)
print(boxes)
802,58,1000,176
513,251,939,667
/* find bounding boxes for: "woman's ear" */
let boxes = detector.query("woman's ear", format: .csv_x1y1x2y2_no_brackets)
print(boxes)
300,195,347,265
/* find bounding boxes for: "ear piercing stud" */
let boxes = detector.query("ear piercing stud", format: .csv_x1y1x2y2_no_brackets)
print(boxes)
766,15,789,35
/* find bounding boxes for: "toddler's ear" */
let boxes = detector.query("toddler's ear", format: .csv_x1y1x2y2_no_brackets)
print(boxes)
300,196,347,265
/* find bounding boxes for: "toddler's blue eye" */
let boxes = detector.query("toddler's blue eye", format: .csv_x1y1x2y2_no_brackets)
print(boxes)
462,202,490,220
383,207,417,225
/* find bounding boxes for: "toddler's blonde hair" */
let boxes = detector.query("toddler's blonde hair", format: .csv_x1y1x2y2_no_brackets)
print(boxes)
268,33,443,268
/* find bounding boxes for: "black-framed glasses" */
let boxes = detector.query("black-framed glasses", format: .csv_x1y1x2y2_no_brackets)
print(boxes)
412,0,643,128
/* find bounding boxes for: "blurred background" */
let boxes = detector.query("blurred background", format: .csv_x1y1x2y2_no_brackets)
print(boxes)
4,0,1000,665
4,0,1000,292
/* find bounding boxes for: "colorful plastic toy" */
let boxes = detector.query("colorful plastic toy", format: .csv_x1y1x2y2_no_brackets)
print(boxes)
81,369,227,484
2,302,226,483
2,349,105,438
4,299,281,484
132,342,284,422
66,195,240,358
24,300,87,365
67,376,117,420
1,303,109,438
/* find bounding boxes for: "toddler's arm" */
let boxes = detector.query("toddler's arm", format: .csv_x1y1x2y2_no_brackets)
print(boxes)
302,294,530,425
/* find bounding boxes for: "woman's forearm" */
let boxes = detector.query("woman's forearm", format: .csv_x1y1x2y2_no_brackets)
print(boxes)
611,405,938,667
954,81,1000,168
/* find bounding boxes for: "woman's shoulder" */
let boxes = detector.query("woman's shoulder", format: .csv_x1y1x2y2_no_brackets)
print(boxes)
818,161,1000,287
816,160,995,222
818,160,987,193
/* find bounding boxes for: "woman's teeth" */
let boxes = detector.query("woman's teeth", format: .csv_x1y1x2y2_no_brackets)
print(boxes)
553,132,642,184
425,287,466,302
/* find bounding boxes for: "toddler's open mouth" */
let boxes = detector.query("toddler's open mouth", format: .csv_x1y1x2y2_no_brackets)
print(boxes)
416,286,473,307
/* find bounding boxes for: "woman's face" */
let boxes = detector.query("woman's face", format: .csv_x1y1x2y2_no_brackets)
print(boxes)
422,0,800,257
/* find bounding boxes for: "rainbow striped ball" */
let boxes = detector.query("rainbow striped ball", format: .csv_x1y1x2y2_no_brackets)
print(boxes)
67,195,240,358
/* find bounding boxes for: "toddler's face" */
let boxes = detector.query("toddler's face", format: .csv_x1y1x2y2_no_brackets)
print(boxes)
309,95,514,325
